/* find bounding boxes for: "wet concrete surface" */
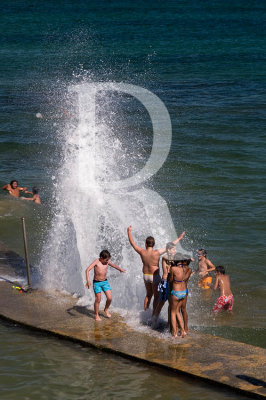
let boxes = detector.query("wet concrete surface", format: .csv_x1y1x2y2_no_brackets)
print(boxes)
0,241,265,398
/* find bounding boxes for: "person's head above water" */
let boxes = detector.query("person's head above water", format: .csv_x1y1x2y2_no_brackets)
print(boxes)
166,242,176,256
166,242,175,251
10,180,18,188
32,186,39,195
145,236,155,248
99,249,111,264
197,249,207,258
216,265,225,275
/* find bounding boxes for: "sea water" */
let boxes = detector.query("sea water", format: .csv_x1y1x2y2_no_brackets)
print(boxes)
0,1,265,398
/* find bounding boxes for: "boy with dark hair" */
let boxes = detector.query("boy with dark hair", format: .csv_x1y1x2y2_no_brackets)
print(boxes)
2,180,27,197
210,265,233,313
22,186,41,204
127,225,185,313
196,248,216,289
85,250,126,321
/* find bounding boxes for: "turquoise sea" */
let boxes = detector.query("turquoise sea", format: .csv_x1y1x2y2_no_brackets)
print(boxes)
0,1,265,399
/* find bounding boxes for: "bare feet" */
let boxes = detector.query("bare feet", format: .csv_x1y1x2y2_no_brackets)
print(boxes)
181,330,187,338
104,309,111,318
95,315,102,321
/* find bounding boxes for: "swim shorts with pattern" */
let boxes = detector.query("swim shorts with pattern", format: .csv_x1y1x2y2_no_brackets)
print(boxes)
213,294,233,313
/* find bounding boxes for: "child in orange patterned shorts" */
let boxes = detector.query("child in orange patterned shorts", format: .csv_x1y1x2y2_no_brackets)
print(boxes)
211,266,233,313
196,249,216,289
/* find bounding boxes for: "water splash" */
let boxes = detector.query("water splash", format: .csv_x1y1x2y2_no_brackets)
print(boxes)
39,81,181,311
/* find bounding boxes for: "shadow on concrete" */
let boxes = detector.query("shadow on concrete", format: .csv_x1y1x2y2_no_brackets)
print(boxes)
66,305,111,320
236,375,266,388
0,276,16,284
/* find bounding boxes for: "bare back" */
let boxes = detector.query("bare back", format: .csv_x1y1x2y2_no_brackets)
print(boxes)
171,266,186,291
215,274,232,297
33,194,41,204
140,248,161,275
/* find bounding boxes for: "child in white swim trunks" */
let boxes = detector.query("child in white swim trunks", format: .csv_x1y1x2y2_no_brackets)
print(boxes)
127,225,185,314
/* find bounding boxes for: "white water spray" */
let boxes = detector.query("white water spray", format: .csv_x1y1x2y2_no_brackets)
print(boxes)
40,82,185,312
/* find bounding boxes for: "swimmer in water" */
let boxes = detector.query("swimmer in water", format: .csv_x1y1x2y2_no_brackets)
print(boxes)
127,226,185,314
2,180,27,198
209,265,234,313
21,187,41,204
196,249,216,289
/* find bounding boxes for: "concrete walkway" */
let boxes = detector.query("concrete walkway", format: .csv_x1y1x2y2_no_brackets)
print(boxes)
0,241,265,399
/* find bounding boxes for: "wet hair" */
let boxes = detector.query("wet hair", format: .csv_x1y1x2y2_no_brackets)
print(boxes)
198,248,207,256
166,242,175,251
145,236,155,248
216,265,225,275
10,180,18,186
32,186,39,195
99,250,111,259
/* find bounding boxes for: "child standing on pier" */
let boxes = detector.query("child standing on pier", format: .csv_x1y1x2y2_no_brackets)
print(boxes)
85,250,126,321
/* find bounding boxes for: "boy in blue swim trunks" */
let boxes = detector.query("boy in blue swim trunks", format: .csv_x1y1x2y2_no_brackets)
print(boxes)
85,250,126,321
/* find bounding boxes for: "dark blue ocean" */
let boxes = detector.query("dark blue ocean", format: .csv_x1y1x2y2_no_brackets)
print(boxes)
0,1,265,399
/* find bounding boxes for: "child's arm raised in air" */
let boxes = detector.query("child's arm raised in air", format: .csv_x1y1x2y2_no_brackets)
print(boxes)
85,259,98,288
108,261,126,273
2,184,11,191
127,225,143,254
158,231,186,255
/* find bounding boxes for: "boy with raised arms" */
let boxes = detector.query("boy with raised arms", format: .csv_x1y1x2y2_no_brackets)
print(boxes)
85,250,126,321
127,226,185,314
2,180,27,198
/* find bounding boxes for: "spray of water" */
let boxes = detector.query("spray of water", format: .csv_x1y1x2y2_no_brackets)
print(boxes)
39,80,184,314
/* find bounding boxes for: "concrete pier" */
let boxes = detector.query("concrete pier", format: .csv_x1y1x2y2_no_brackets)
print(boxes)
0,241,265,399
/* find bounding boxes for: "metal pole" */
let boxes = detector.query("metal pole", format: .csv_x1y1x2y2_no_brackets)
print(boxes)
21,217,31,288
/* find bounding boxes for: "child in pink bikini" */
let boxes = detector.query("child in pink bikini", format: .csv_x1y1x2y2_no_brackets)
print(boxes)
210,265,233,313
